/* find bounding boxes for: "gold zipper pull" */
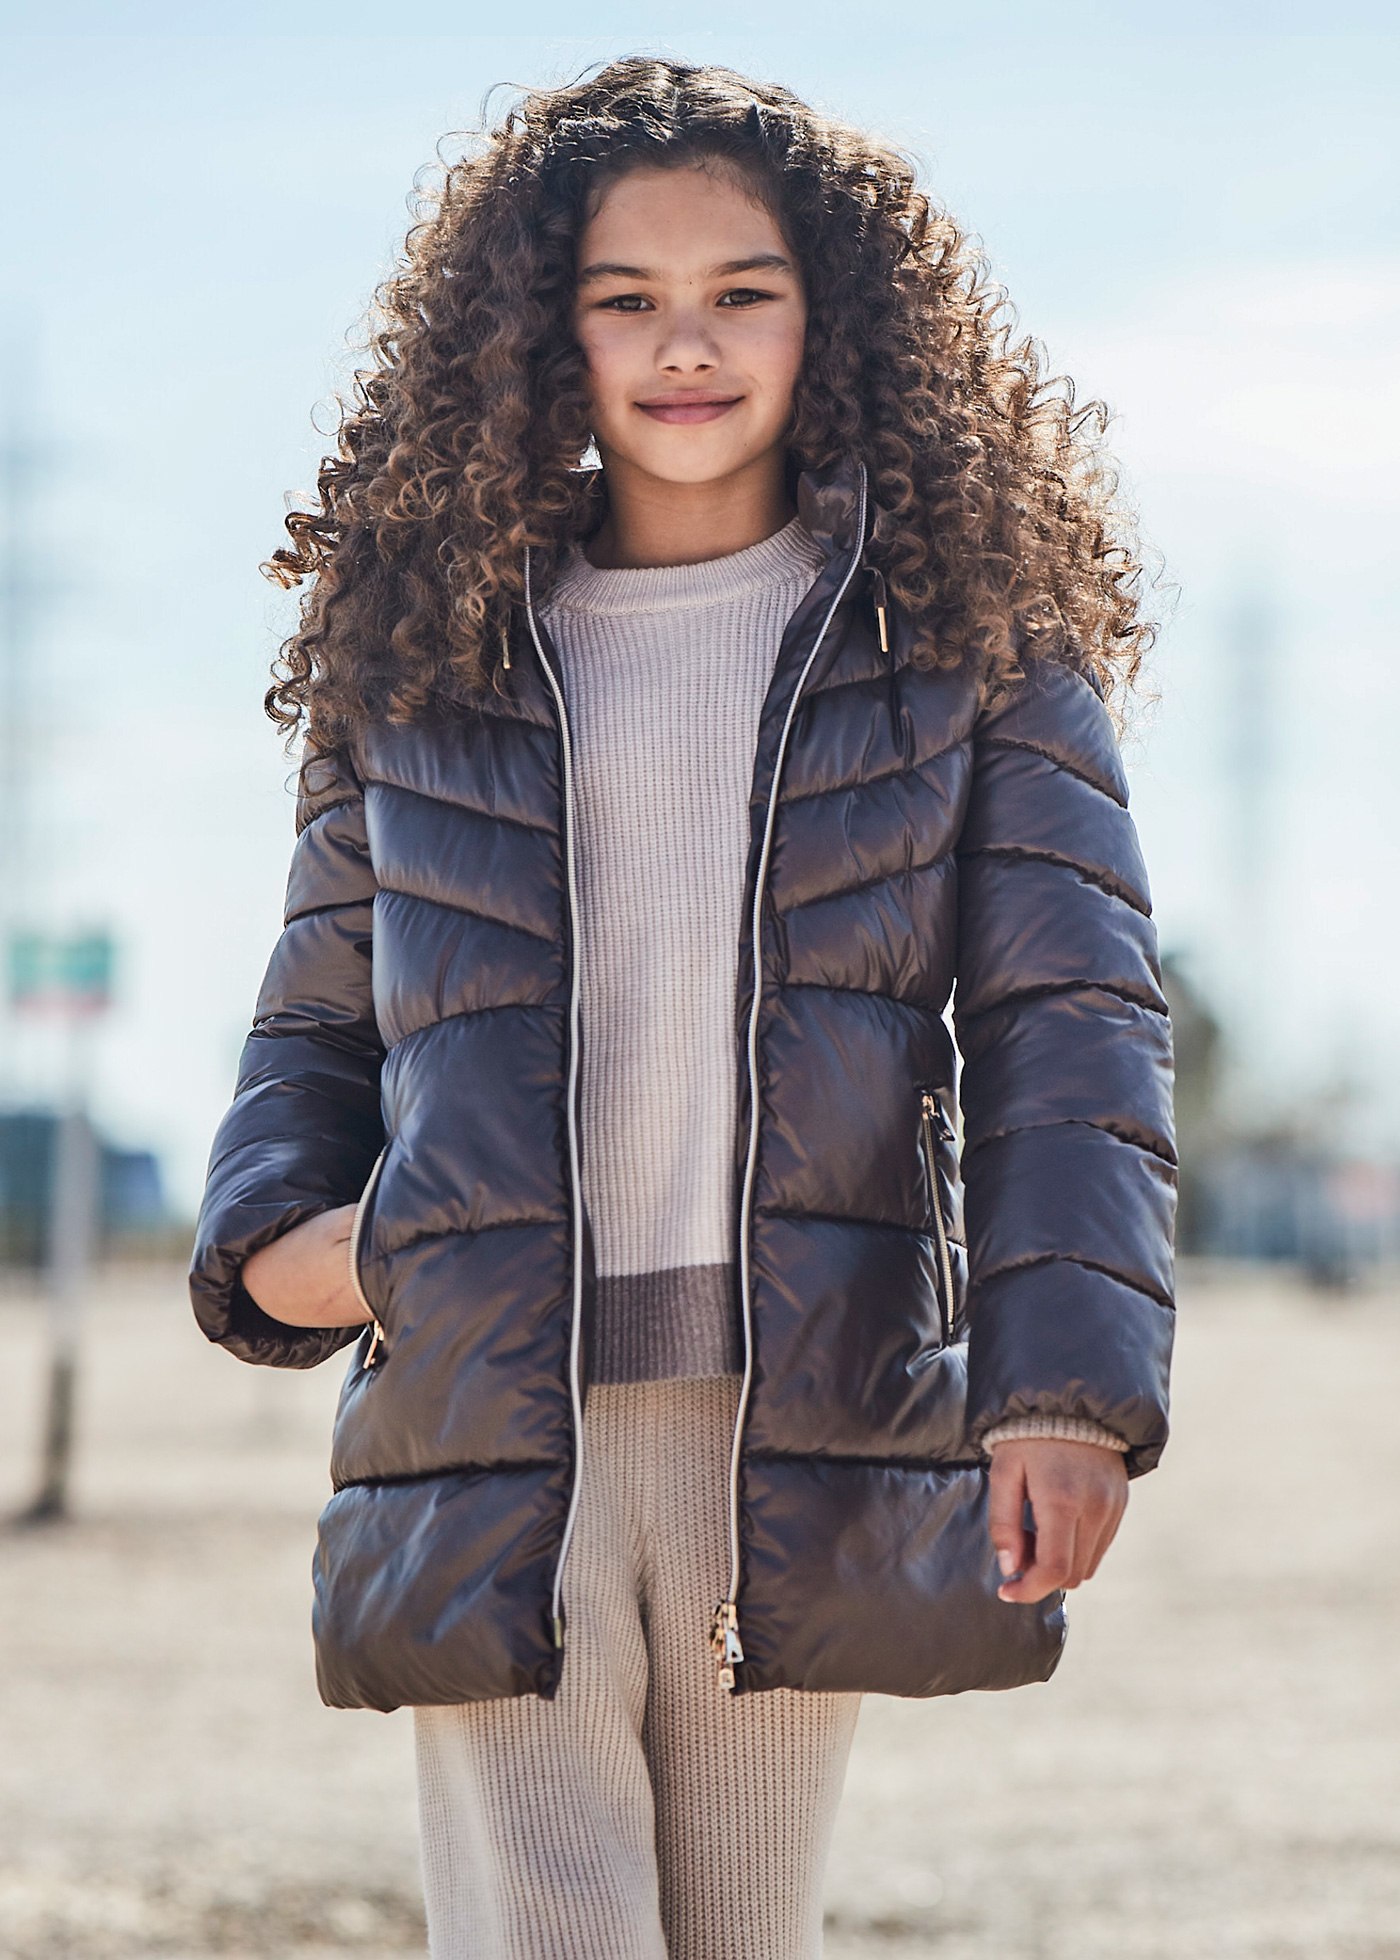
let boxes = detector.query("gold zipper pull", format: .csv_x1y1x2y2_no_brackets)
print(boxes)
500,617,512,671
870,566,889,653
709,1599,745,1692
362,1316,387,1370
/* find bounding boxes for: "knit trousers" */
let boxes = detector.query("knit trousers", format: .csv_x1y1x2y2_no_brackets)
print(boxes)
412,1372,864,1959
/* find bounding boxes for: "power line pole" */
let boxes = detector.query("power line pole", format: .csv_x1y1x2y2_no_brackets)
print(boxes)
1,355,109,1525
1220,585,1281,1118
0,366,46,1100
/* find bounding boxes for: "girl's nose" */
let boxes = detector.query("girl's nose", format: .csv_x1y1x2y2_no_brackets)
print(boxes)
654,314,724,373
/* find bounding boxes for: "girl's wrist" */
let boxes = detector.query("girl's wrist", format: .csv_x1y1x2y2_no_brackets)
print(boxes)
242,1206,370,1328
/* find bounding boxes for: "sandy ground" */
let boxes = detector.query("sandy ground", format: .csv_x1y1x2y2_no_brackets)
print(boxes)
0,1260,1397,1960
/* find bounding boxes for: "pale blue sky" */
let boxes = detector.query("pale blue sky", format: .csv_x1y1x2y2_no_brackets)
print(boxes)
2,11,1396,1210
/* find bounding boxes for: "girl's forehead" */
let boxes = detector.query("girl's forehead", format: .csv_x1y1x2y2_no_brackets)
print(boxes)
581,159,779,234
577,171,790,277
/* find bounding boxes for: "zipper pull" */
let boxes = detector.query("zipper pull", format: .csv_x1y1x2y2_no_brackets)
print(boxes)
362,1316,387,1370
919,1090,957,1347
499,617,512,671
921,1087,950,1138
869,565,889,653
709,1599,745,1692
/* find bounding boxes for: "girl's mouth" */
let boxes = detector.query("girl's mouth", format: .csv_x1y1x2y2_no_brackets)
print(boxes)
636,397,742,425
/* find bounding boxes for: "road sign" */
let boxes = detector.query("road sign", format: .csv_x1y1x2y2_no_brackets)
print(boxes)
6,929,114,1014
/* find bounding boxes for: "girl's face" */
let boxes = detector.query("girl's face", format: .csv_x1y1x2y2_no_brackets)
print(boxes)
571,160,808,491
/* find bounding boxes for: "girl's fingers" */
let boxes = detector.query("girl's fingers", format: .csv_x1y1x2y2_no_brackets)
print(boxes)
1000,1505,1078,1603
991,1445,1129,1600
987,1454,1030,1586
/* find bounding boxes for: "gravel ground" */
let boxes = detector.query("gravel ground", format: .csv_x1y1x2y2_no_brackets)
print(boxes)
0,1260,1396,1959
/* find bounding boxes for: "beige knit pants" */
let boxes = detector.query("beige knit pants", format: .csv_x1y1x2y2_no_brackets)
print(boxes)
412,1372,864,1959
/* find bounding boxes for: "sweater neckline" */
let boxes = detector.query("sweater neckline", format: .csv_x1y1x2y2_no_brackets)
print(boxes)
540,514,825,616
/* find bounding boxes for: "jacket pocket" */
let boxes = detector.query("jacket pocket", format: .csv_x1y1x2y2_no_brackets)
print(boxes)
347,1144,390,1368
916,1087,956,1348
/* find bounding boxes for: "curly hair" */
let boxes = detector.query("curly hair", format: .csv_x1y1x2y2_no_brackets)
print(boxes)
263,54,1170,762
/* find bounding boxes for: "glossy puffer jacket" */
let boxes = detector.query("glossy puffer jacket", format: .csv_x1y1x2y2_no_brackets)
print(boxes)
190,449,1177,1714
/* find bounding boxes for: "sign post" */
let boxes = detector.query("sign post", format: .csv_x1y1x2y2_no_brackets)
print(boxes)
8,928,114,1525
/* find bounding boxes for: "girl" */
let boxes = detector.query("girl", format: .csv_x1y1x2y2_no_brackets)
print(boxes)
190,56,1177,1960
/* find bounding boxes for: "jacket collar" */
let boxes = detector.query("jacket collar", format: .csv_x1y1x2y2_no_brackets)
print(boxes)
516,449,882,697
794,448,876,566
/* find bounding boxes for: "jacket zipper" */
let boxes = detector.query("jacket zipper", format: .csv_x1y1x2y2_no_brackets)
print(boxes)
349,1144,390,1368
709,460,872,1694
918,1090,955,1349
522,549,589,1660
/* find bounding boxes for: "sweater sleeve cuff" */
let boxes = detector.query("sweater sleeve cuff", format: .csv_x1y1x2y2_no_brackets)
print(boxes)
981,1414,1131,1453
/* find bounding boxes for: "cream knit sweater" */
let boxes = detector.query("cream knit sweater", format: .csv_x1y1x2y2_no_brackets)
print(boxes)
536,514,1126,1459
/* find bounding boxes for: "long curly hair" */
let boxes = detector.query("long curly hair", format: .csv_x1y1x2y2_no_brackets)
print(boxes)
264,54,1170,762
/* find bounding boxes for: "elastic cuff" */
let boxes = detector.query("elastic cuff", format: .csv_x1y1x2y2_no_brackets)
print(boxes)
981,1414,1131,1453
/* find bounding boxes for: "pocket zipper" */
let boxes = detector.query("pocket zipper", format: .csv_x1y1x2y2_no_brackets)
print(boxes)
918,1089,956,1348
347,1145,389,1369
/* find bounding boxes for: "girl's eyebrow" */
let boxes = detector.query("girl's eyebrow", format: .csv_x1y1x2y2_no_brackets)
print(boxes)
577,252,795,286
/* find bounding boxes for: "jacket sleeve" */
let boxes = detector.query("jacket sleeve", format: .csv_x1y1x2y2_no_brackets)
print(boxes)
952,658,1177,1477
188,741,385,1369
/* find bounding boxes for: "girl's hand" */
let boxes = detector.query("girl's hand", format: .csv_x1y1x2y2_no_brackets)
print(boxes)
241,1205,372,1329
987,1438,1129,1603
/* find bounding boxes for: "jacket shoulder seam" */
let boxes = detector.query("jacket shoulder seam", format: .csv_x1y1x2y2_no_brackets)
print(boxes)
295,790,361,837
979,733,1126,810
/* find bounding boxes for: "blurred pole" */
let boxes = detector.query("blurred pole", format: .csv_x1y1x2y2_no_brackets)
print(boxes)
2,346,110,1522
0,365,42,1101
1221,587,1280,1111
1224,594,1273,970
15,1013,101,1528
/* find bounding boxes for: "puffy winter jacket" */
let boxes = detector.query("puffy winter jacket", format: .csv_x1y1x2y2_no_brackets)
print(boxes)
189,448,1177,1713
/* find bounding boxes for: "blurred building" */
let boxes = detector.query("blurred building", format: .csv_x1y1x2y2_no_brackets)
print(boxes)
1163,949,1400,1290
0,1109,179,1267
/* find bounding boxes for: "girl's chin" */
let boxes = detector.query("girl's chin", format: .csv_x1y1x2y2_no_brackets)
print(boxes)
602,428,791,485
627,458,764,490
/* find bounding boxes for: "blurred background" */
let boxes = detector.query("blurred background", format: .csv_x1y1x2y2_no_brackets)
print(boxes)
1,7,1397,1957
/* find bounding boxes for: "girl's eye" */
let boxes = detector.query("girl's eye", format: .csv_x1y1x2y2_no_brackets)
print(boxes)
594,288,777,313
